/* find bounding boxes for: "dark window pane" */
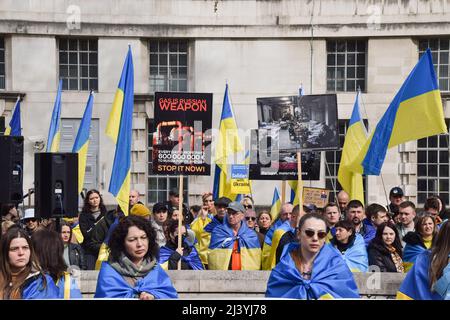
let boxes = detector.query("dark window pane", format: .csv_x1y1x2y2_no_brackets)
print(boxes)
159,42,167,52
179,54,187,66
418,165,427,176
68,40,77,50
62,78,68,90
59,39,68,50
429,151,438,162
327,41,336,52
347,67,355,78
169,54,178,66
440,150,449,163
336,67,345,79
327,54,336,65
150,54,158,65
347,41,356,52
418,138,427,148
418,151,427,163
440,180,449,192
347,54,356,65
440,165,449,176
59,66,68,77
418,179,427,190
337,42,346,52
179,42,187,52
89,40,97,51
169,42,178,52
159,54,167,65
356,80,365,91
337,54,345,65
81,79,89,90
429,39,439,50
327,80,335,91
439,79,449,91
179,80,187,91
150,66,158,75
80,52,88,64
429,135,438,147
179,67,187,79
59,52,67,64
347,80,355,91
89,52,97,64
69,52,77,64
89,66,97,77
149,41,158,52
69,78,78,90
418,192,427,204
429,165,438,176
79,40,88,51
89,79,98,90
357,53,366,65
69,65,78,77
357,66,365,78
356,41,366,52
80,65,88,77
440,136,449,148
336,80,345,91
327,67,335,79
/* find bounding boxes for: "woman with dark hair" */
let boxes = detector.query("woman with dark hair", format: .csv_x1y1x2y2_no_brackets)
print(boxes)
403,214,438,271
159,219,203,270
32,229,82,299
0,203,19,223
79,189,107,269
266,213,359,299
397,221,450,300
257,210,272,235
94,215,178,299
0,227,58,299
59,221,87,270
330,220,368,272
368,222,404,273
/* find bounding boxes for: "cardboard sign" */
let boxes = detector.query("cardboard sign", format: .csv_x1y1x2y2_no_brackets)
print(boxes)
302,187,330,208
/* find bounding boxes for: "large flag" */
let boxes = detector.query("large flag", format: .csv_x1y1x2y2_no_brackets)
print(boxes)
5,97,21,136
46,79,63,152
107,46,134,215
72,92,94,193
212,84,243,200
270,187,281,220
348,48,447,176
337,90,367,203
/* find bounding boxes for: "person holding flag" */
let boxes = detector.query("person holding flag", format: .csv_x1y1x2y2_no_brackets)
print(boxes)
47,79,63,152
105,46,134,216
4,96,21,136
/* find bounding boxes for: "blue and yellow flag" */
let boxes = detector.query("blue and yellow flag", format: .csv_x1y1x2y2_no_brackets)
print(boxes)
213,84,244,200
348,49,447,176
270,187,281,220
47,79,63,152
266,242,360,299
107,47,134,216
338,90,367,204
208,219,261,270
72,92,94,193
5,97,21,136
397,250,442,300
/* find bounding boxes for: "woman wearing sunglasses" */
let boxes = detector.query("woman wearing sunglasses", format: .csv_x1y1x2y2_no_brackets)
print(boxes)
244,209,265,247
266,213,360,299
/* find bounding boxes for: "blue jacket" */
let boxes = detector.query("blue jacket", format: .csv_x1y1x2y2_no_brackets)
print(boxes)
22,273,59,299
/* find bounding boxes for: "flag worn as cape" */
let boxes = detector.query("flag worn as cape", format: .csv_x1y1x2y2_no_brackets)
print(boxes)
94,262,178,299
267,220,295,270
261,219,284,270
265,243,360,299
159,242,204,270
22,273,59,299
397,250,442,300
332,234,368,272
190,214,213,266
208,218,261,270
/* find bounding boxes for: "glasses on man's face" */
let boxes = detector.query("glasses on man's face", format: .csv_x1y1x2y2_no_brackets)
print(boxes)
245,216,256,221
303,229,327,239
243,205,253,209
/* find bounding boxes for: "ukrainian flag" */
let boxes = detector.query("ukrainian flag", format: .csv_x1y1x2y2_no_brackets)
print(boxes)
270,187,281,220
348,49,447,176
288,180,300,206
5,97,21,136
72,92,94,193
46,79,63,152
106,46,134,216
213,84,243,200
337,90,367,204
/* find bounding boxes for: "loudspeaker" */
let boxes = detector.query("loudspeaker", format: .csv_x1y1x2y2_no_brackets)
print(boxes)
35,152,78,219
0,135,24,203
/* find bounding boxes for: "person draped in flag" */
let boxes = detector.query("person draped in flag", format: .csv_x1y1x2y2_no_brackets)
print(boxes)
397,220,450,300
95,216,178,299
266,213,360,299
208,202,261,270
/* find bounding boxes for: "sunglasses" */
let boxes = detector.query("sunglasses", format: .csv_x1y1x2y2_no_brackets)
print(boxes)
243,205,253,209
245,217,256,221
303,229,327,239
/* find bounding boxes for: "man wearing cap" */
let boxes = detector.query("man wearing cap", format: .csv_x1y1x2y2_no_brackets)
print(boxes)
22,208,40,236
388,187,405,216
164,188,193,225
208,201,261,270
203,197,232,234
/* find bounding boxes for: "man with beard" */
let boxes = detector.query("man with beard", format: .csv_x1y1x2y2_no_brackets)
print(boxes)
346,200,375,247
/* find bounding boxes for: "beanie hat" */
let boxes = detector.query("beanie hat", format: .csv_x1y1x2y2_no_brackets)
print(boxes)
130,203,151,218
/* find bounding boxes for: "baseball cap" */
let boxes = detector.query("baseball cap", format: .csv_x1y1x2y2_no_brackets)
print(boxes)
227,201,245,213
389,187,404,197
22,208,36,221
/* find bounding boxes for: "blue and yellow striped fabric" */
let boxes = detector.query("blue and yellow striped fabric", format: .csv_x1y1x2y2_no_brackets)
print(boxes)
72,92,94,193
47,79,63,152
403,243,427,272
269,187,281,221
208,218,261,270
213,84,244,200
397,250,442,300
261,218,283,270
266,243,360,299
5,97,21,136
190,214,213,266
106,47,134,216
338,90,367,204
348,49,447,176
332,234,368,272
267,220,295,270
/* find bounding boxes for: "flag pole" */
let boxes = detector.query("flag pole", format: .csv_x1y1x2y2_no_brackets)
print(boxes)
281,180,286,204
177,175,184,270
297,151,303,211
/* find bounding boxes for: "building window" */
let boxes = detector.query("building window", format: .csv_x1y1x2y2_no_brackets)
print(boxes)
147,119,188,205
325,119,368,202
419,39,450,92
149,40,188,93
417,119,450,205
327,40,367,92
0,38,5,89
59,39,98,91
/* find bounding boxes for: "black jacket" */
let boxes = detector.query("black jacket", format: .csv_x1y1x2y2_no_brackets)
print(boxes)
79,208,106,255
403,231,427,249
89,209,120,253
165,241,193,270
367,241,400,272
68,243,87,270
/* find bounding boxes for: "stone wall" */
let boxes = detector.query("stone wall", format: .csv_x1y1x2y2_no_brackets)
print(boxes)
79,270,406,299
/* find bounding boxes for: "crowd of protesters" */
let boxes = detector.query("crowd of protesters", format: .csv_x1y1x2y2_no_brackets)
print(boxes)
0,186,449,300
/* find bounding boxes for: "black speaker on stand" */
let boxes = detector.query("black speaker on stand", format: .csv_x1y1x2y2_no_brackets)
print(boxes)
34,152,78,219
0,135,24,204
